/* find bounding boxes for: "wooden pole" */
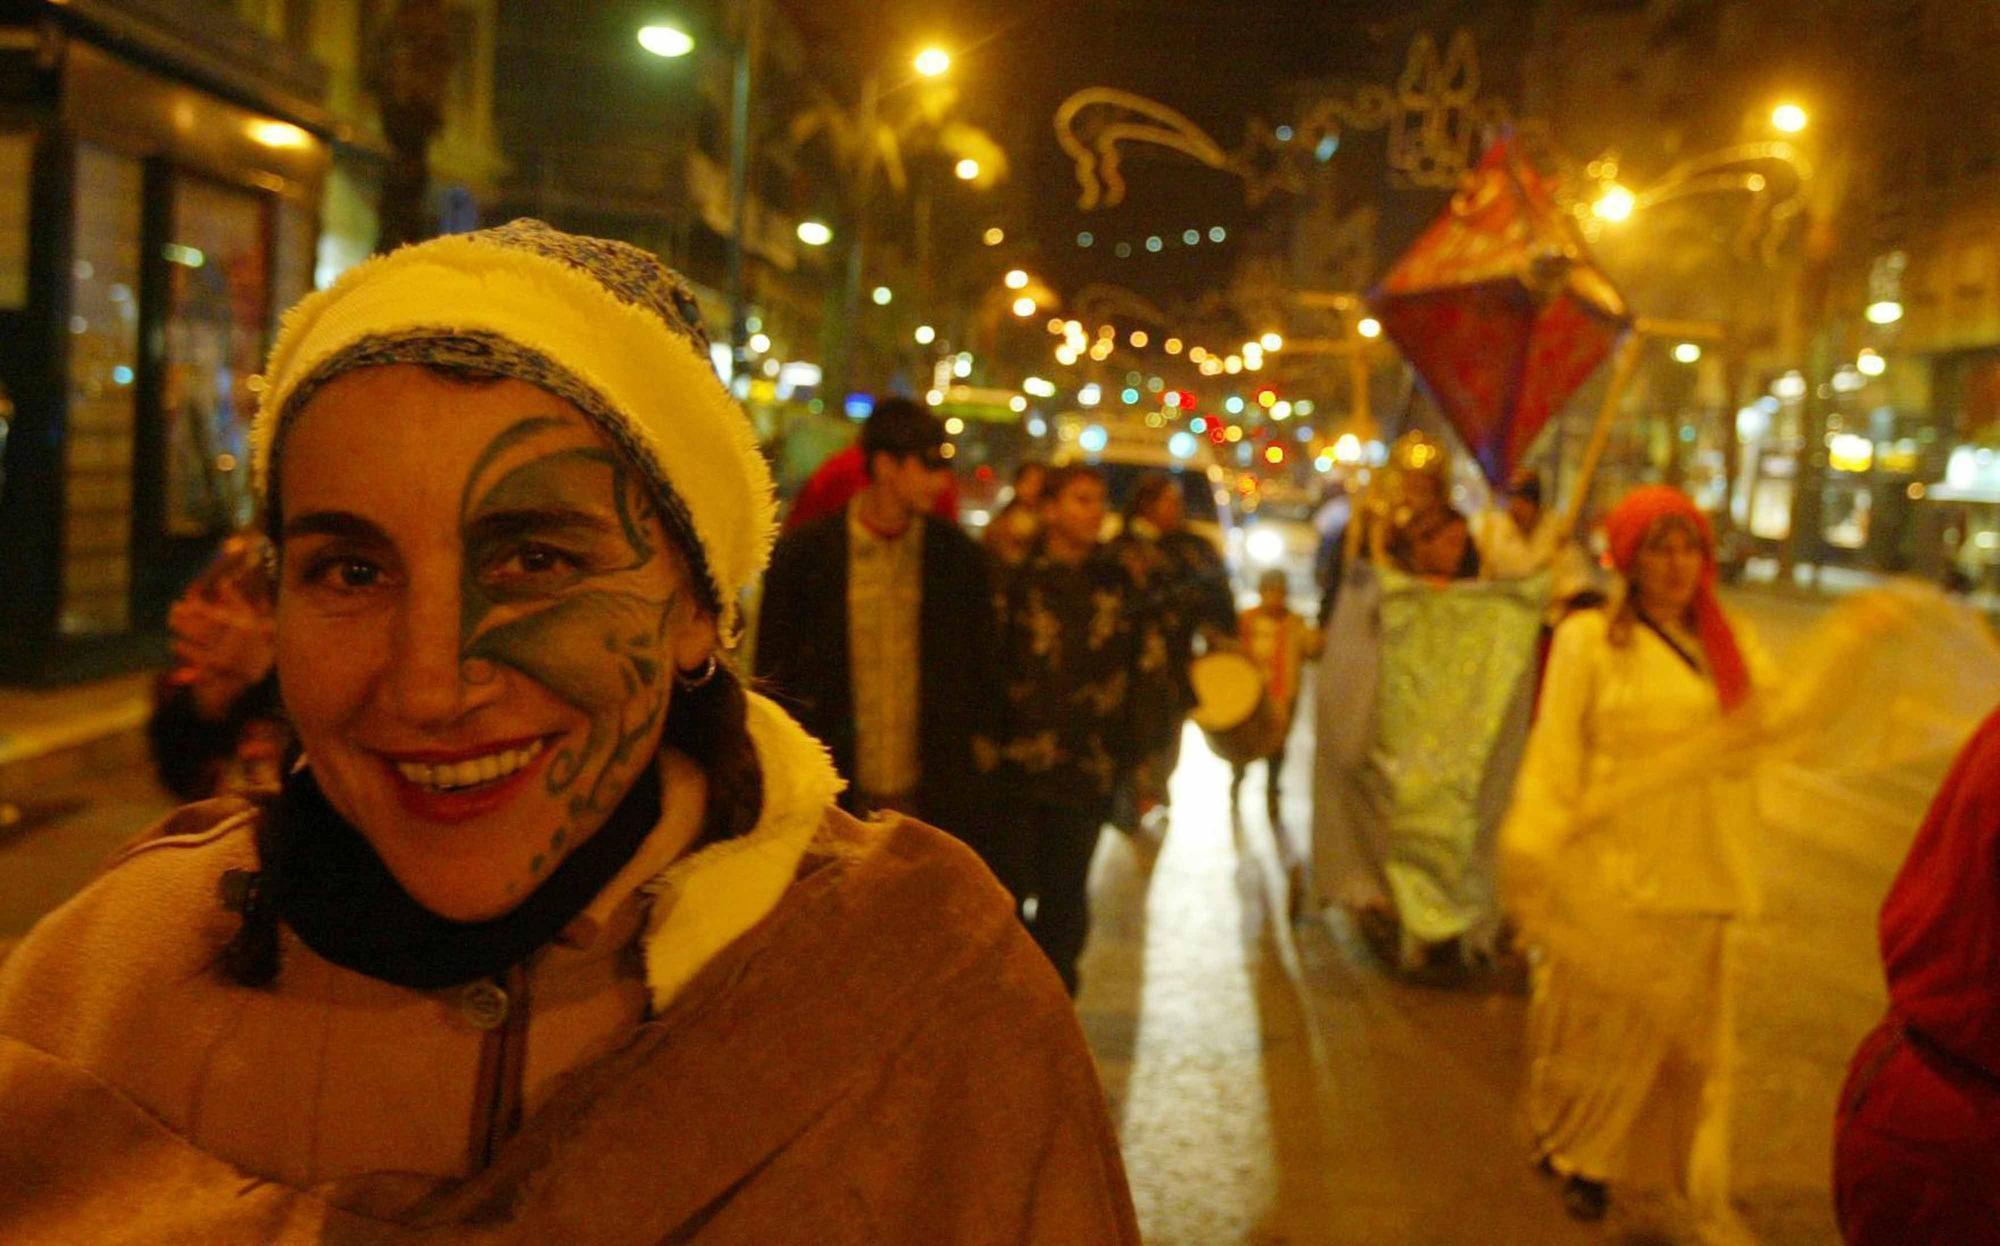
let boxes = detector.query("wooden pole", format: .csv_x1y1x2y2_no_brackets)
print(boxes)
1559,331,1646,540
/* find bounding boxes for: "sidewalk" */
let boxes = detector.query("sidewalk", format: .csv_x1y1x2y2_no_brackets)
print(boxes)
0,672,155,805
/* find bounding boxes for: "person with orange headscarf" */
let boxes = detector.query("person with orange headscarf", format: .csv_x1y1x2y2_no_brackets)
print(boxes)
1499,485,1765,1236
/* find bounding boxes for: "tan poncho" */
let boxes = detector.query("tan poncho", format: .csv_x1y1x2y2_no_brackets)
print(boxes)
0,797,1136,1243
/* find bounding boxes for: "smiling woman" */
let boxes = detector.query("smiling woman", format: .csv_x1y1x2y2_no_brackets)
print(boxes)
272,370,707,925
0,221,1140,1244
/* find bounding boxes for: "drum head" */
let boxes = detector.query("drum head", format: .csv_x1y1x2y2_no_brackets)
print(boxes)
1189,652,1265,731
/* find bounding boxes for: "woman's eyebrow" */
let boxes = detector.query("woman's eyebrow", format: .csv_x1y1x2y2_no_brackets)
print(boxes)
281,511,392,545
465,507,618,543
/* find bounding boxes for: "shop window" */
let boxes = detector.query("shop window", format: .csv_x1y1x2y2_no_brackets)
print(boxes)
60,144,144,635
161,175,270,540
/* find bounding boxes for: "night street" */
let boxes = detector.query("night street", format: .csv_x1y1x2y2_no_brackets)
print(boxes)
1,586,1950,1244
6,2,1998,1235
1075,587,1932,1246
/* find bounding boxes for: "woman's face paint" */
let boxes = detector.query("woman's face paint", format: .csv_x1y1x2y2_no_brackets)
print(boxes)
275,365,712,921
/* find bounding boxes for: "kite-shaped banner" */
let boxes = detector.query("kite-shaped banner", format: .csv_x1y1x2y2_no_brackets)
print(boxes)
1370,135,1630,486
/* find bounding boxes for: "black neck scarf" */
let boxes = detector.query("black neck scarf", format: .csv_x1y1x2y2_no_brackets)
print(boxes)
257,757,664,990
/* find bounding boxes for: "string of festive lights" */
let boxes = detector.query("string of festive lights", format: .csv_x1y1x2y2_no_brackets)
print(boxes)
1075,226,1230,255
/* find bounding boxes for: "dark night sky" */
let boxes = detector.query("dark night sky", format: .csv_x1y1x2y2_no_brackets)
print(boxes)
509,2,1528,309
775,0,1495,304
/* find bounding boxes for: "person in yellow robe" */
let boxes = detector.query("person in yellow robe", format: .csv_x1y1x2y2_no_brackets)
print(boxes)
1500,483,1999,1240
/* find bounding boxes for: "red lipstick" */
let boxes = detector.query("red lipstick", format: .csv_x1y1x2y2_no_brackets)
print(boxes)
378,739,556,825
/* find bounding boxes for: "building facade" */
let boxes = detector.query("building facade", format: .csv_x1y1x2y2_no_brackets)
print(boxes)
0,0,501,683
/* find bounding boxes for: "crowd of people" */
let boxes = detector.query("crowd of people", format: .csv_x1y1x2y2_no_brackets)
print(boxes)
0,220,1995,1244
1313,434,2000,1242
756,398,1236,995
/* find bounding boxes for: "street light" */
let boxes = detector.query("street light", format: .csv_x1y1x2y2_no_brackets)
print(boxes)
1673,342,1703,363
1771,102,1808,134
914,47,952,78
1865,300,1905,325
1593,184,1637,223
914,324,937,345
1260,331,1284,352
796,219,834,247
1011,296,1038,318
637,23,696,58
955,158,982,182
1004,269,1029,290
1357,317,1382,339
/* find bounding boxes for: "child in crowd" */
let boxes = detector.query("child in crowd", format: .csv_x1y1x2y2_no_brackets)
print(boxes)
1231,568,1321,822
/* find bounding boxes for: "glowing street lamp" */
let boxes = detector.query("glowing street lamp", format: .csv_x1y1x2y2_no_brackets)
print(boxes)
914,324,937,345
637,23,696,58
1673,342,1703,364
1004,269,1030,290
955,158,982,182
871,286,893,306
1260,332,1284,352
1857,349,1887,377
1356,317,1382,339
1593,184,1636,223
914,47,952,78
1771,102,1809,134
796,219,834,247
1011,296,1038,319
1865,300,1905,326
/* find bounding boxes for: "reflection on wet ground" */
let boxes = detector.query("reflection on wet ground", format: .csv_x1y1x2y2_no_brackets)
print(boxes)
1079,591,1906,1244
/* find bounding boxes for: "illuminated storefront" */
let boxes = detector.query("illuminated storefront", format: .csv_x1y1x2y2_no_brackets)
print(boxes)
0,5,327,681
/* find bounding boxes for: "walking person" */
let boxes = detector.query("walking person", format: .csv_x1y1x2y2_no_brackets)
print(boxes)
995,465,1175,994
1501,486,1762,1235
1311,434,1540,970
1229,568,1320,824
1114,472,1235,832
147,532,288,800
0,222,1139,1243
755,396,1004,863
984,460,1048,569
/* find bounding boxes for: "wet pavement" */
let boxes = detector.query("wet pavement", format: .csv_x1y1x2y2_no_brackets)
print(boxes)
1075,590,1943,1246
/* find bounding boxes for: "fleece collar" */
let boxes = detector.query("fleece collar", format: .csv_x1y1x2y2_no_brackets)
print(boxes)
634,693,846,1012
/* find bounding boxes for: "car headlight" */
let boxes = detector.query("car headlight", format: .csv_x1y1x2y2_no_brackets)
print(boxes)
1246,527,1286,565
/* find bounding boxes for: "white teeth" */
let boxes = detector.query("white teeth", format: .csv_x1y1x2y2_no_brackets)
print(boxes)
394,739,544,793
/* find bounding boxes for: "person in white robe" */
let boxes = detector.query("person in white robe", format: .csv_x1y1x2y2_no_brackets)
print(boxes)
1501,483,2000,1240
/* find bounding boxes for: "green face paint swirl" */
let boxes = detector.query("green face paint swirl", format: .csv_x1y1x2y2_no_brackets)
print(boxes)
457,416,679,876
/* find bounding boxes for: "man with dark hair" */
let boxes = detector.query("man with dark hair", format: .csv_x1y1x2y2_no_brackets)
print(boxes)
993,464,1175,993
1112,472,1236,831
782,401,960,532
756,396,1004,860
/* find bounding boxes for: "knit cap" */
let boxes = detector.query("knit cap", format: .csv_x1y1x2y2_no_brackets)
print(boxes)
252,219,776,634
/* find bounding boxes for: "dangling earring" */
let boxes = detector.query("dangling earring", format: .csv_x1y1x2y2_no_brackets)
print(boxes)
675,653,720,689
